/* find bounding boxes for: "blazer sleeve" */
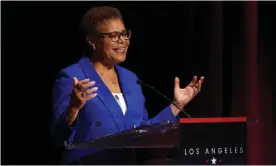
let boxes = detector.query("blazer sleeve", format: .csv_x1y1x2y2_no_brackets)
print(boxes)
50,70,76,146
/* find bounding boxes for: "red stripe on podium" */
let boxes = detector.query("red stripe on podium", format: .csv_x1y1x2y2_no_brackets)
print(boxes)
180,117,247,124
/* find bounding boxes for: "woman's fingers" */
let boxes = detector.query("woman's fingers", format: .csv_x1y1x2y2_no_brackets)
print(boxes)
196,76,204,90
195,76,204,86
75,78,90,89
70,78,98,110
86,93,98,100
73,77,79,86
81,81,96,90
189,76,197,87
193,76,204,93
73,78,97,99
83,86,98,101
83,87,98,96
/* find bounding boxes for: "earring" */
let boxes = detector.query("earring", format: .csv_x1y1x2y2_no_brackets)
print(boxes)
90,42,95,50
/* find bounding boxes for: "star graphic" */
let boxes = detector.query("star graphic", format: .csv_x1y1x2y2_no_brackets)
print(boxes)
211,157,217,165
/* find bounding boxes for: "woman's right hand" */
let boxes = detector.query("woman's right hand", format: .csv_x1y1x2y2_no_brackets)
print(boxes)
70,77,98,110
67,77,98,125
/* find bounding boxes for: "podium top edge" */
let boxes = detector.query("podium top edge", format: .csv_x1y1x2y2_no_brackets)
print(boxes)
180,117,247,124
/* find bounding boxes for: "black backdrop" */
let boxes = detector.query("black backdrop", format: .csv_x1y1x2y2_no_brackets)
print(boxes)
2,1,275,164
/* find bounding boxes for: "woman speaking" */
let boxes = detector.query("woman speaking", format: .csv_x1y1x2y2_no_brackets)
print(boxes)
51,6,204,164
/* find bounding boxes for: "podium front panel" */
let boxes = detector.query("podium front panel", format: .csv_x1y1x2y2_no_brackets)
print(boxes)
167,117,247,165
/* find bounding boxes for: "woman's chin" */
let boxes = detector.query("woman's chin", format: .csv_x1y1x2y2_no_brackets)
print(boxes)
114,55,127,64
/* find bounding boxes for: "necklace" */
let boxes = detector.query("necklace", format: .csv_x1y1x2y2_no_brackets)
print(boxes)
93,64,118,86
111,79,118,85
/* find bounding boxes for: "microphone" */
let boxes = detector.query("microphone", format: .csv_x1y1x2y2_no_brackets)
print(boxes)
137,79,191,118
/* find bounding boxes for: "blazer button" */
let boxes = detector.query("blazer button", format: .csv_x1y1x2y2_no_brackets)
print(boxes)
95,121,102,127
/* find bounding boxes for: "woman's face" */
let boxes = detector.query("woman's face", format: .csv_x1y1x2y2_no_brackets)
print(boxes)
90,19,131,65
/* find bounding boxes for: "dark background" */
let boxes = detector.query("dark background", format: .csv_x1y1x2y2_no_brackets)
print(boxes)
2,1,275,164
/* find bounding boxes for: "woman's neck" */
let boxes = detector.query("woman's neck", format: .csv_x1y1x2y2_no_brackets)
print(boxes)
90,55,115,73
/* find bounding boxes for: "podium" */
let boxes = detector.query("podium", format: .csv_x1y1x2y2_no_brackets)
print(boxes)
66,120,180,150
167,117,247,165
66,117,247,165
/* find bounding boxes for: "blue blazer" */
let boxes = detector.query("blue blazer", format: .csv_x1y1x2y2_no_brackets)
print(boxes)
51,56,179,164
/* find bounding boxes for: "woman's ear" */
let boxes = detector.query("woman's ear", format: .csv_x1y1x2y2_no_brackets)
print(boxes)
86,36,95,50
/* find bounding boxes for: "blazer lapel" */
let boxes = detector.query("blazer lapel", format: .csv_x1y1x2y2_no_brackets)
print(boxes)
115,65,132,116
78,56,125,132
115,65,142,129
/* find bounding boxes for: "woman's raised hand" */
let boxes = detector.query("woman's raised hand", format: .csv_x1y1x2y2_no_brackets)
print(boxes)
67,77,98,125
69,77,98,110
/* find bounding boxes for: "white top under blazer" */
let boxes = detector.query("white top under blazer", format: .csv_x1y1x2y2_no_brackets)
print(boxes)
112,93,127,115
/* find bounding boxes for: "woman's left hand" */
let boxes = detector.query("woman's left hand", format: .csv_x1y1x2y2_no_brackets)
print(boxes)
173,76,204,109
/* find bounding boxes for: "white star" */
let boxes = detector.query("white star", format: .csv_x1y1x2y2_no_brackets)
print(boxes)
211,157,217,165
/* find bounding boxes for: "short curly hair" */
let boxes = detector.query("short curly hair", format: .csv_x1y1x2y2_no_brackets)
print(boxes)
80,6,124,36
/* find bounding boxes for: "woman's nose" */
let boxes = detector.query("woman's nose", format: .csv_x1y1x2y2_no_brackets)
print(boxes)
117,35,125,44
